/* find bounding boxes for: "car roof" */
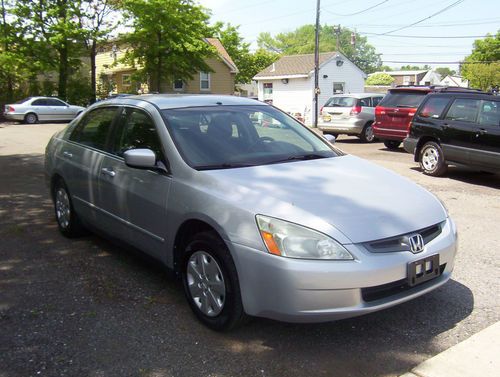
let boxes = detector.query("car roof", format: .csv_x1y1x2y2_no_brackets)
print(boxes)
425,91,495,100
327,93,383,99
101,94,266,110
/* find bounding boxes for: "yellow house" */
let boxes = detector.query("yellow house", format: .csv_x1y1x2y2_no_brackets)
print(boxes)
95,38,238,96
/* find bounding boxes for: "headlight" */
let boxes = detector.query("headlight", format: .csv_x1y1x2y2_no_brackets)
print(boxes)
256,215,354,260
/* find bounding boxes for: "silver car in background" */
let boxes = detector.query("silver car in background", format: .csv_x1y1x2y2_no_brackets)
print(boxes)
4,96,85,124
319,93,384,142
45,95,457,331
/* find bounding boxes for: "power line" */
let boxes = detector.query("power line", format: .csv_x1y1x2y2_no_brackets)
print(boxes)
379,0,465,35
382,60,499,64
322,0,389,17
362,34,490,39
351,19,500,29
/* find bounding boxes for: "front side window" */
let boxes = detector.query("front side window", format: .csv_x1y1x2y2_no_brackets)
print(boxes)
70,107,118,150
445,98,480,123
200,72,210,90
112,108,164,161
418,97,450,119
162,105,338,170
479,100,500,127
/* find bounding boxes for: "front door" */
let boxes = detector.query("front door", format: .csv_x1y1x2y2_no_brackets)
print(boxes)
97,106,171,258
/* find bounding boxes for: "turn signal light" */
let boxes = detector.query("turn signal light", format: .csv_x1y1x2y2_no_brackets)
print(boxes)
260,231,281,256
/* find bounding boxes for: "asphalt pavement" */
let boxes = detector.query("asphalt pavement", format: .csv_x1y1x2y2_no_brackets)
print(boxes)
0,123,499,377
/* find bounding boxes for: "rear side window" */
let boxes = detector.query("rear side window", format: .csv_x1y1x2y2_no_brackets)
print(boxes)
378,91,427,108
324,97,356,107
372,96,383,106
444,99,480,123
359,98,371,107
70,107,118,150
479,100,500,127
418,97,450,119
32,99,48,106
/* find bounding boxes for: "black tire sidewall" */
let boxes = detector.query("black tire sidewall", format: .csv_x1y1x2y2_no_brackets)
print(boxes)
384,140,401,149
361,123,374,143
181,232,245,331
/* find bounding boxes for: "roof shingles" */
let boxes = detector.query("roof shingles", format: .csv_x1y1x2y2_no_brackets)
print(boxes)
254,52,337,78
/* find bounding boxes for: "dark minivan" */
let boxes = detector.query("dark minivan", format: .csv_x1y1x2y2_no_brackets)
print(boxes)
404,91,500,176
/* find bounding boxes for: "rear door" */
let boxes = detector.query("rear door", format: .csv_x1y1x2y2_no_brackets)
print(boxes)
96,106,171,258
440,97,480,165
30,98,50,120
470,99,500,170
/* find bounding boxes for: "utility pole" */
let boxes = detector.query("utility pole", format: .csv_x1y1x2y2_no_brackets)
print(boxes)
313,0,320,128
334,25,341,52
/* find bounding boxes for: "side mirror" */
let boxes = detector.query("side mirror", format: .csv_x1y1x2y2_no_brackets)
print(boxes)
324,134,336,144
123,148,157,169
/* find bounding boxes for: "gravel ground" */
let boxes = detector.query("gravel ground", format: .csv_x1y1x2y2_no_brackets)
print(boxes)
0,123,498,377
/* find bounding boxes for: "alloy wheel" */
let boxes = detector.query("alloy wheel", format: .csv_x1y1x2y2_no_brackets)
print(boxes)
55,188,71,229
422,146,439,171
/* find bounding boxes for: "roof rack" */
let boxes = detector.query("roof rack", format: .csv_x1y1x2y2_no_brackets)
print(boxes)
395,84,488,94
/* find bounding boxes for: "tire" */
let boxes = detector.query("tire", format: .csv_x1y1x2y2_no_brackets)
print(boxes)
359,123,375,143
24,113,38,124
53,179,87,237
419,141,447,177
182,231,247,331
384,140,401,150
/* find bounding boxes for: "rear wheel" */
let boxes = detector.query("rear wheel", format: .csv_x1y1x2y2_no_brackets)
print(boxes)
53,179,87,237
384,140,401,150
419,141,447,176
359,123,375,143
24,113,38,124
182,231,246,331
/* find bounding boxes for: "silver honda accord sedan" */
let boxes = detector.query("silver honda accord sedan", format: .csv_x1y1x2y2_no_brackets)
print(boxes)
45,94,457,330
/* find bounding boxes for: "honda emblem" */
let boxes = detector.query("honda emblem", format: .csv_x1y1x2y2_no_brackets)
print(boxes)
409,234,425,253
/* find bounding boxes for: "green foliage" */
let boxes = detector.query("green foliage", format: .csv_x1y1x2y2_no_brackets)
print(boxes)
211,22,279,84
257,25,381,73
399,65,431,70
435,67,456,77
462,32,500,91
67,74,93,106
120,0,214,92
366,73,395,86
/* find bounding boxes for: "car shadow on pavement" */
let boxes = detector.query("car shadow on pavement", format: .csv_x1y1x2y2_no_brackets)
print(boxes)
0,153,474,377
409,166,500,189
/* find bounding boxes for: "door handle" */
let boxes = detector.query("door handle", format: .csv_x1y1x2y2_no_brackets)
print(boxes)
62,151,73,158
476,128,487,137
101,167,116,177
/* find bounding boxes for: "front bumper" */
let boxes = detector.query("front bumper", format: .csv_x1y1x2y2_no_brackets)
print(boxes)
403,137,418,155
229,218,457,323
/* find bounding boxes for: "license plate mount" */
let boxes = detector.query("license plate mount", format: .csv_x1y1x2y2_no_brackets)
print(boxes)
407,254,440,287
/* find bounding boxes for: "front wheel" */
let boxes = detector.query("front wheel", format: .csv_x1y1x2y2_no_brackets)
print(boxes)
359,123,375,143
384,140,401,150
182,231,246,331
419,141,447,176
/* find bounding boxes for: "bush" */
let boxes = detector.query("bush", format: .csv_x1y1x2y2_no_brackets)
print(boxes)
366,73,394,86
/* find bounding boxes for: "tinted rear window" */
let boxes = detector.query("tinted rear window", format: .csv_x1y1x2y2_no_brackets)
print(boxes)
417,97,451,119
324,97,356,107
379,91,428,108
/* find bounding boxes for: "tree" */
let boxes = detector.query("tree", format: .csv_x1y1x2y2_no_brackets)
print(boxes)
13,0,85,100
77,0,119,103
366,73,394,86
462,32,500,90
435,67,456,77
257,25,381,73
121,0,214,93
211,22,278,84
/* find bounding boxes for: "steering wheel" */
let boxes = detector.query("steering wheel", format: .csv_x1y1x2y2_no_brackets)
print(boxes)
247,136,275,152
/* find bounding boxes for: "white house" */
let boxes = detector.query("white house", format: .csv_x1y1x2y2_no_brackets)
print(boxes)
253,52,366,125
439,75,469,88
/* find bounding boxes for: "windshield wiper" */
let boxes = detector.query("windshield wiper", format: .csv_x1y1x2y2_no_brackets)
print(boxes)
396,105,415,108
194,163,257,170
265,153,329,165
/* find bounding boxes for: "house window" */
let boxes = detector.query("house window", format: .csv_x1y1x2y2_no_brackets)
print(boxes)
122,74,131,88
333,82,344,94
263,83,273,100
403,75,410,85
173,79,184,91
200,72,210,90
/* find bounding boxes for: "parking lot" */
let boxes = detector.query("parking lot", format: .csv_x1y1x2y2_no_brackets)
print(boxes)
1,122,499,377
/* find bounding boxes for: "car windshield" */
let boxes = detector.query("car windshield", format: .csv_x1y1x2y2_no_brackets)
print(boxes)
162,105,338,170
379,91,428,108
14,97,33,104
324,97,356,107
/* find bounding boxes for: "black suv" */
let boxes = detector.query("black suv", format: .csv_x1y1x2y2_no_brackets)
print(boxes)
404,91,499,176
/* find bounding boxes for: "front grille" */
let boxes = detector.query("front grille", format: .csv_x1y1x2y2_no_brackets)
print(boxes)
364,222,444,253
361,264,446,302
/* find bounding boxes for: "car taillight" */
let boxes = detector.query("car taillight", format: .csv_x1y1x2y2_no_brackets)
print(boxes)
7,106,15,112
375,107,386,116
350,105,361,116
320,106,324,113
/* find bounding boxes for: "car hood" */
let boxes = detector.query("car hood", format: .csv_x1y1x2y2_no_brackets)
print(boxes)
201,155,447,244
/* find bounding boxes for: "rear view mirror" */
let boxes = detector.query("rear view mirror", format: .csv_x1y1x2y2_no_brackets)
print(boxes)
324,134,336,144
123,148,157,169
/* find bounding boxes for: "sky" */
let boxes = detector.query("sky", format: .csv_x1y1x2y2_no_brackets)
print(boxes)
198,0,499,72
